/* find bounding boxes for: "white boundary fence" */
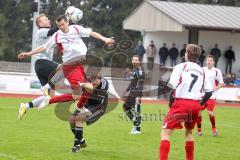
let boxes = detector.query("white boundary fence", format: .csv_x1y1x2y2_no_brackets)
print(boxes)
0,72,240,102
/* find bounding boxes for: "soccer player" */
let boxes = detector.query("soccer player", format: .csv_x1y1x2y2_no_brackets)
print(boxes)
18,9,88,120
69,73,109,152
159,44,213,160
122,55,144,134
18,15,114,114
18,14,60,120
197,55,224,136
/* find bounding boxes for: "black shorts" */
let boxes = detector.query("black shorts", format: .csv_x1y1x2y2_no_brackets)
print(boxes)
123,91,142,111
72,100,108,125
35,59,58,87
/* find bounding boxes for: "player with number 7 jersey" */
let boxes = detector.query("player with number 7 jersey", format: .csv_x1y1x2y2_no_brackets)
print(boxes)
168,61,212,100
159,44,213,160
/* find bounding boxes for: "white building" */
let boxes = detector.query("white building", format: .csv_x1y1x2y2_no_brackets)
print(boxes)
123,0,240,75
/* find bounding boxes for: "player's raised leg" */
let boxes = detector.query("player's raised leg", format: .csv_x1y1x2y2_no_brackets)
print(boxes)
18,96,45,120
41,69,65,96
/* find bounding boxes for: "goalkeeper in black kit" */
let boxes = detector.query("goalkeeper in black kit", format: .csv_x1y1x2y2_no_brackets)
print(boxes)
122,55,145,134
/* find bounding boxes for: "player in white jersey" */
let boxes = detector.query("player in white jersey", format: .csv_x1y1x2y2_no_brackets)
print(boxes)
17,14,60,120
18,15,114,115
17,12,87,120
159,44,213,160
197,55,224,136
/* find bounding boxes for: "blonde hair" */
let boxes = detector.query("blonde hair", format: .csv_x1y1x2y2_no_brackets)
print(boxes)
36,14,46,28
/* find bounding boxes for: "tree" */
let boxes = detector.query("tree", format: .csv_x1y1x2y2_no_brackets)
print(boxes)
0,0,239,62
0,0,32,62
75,0,143,66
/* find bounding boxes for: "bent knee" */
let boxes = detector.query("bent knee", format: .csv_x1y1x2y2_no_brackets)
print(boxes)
161,129,172,140
208,111,214,116
75,114,86,122
72,95,79,100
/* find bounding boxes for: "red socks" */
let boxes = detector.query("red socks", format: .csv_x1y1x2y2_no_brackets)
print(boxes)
49,94,74,104
209,115,216,128
185,141,194,160
159,140,170,160
159,140,194,160
197,115,216,130
48,91,92,109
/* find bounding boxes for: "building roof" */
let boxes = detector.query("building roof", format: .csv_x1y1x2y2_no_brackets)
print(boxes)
123,0,240,32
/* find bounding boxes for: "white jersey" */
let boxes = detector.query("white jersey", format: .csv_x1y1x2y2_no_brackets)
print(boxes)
35,28,54,60
44,25,92,64
202,67,224,99
168,62,212,100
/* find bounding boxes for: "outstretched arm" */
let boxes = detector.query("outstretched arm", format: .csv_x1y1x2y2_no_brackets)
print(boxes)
18,46,46,60
90,32,115,45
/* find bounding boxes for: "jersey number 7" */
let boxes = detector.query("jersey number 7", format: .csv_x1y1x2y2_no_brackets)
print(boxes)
188,74,198,92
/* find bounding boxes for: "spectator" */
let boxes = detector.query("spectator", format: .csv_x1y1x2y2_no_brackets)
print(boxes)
146,40,156,70
210,44,221,67
224,45,235,74
159,43,168,66
180,44,186,62
133,40,145,60
199,45,206,67
169,43,179,67
224,73,236,85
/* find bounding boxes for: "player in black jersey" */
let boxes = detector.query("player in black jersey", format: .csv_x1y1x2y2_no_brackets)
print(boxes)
70,73,109,152
123,55,145,134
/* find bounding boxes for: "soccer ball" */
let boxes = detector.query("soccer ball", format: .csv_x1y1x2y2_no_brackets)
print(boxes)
65,6,83,23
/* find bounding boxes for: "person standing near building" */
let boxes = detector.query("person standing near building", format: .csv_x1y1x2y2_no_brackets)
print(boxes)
146,40,156,70
133,40,145,61
159,43,169,66
210,44,221,67
224,45,235,74
199,45,206,67
169,43,179,67
180,44,186,63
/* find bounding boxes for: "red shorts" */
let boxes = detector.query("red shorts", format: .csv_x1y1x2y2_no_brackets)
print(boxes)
162,99,201,130
63,64,86,89
201,99,216,111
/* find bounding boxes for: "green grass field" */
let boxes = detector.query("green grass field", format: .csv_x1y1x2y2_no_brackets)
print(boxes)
0,97,240,160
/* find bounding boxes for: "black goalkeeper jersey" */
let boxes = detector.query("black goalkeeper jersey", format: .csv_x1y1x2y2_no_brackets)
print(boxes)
126,67,145,96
